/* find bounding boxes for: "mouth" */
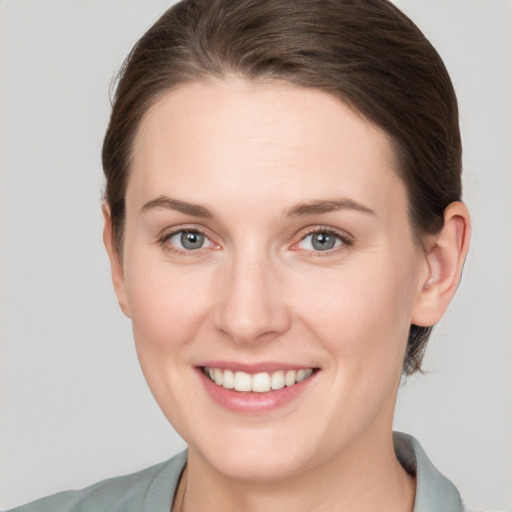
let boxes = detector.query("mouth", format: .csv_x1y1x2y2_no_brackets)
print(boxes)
202,366,316,393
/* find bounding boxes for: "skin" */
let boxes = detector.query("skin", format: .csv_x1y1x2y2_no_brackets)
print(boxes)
103,79,470,512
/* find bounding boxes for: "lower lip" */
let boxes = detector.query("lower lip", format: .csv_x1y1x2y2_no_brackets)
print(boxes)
196,368,318,414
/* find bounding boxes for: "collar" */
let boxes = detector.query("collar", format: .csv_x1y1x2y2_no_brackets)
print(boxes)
393,432,464,512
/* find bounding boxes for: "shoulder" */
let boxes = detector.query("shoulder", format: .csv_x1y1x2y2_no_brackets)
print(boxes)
5,451,187,512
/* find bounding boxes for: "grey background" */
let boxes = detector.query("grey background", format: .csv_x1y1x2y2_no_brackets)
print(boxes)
0,1,510,510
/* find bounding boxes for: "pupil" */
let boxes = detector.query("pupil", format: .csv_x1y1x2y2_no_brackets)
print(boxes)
312,232,335,251
181,231,204,250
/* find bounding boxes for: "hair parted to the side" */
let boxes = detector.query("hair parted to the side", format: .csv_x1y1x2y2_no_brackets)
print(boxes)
102,0,462,375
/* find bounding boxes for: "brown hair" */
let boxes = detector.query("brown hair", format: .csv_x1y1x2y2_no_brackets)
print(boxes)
102,0,462,375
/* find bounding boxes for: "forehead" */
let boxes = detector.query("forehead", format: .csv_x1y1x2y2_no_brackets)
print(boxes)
129,79,405,217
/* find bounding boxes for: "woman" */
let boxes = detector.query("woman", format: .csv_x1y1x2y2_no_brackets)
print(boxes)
6,0,473,510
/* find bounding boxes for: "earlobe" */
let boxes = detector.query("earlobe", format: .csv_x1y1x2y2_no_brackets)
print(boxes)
411,201,471,327
102,203,131,318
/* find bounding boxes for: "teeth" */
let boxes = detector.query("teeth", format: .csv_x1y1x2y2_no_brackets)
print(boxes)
234,371,252,392
252,372,271,393
270,370,285,390
223,369,235,389
284,370,296,387
204,367,314,392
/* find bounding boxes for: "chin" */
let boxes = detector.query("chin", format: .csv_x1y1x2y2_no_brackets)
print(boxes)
209,447,309,482
187,424,324,482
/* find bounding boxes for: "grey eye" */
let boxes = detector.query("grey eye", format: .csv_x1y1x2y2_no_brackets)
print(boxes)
169,230,207,250
297,231,343,251
311,232,337,250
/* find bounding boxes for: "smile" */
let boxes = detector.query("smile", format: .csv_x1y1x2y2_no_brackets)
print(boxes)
202,366,314,393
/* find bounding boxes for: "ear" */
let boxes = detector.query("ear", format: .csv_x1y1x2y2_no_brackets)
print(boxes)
102,203,131,318
411,201,471,327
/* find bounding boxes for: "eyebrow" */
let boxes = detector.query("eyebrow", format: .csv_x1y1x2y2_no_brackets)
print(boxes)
141,196,213,218
284,198,375,217
141,195,375,219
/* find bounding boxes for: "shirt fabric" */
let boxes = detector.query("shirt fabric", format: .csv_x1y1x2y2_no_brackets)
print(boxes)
7,432,467,512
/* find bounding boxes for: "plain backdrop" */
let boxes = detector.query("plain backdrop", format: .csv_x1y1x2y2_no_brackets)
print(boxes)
0,1,511,510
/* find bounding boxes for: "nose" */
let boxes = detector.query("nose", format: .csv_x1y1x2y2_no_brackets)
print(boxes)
214,251,291,345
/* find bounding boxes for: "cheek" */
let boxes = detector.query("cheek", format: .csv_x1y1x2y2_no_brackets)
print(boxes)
124,256,214,356
298,255,417,376
122,256,217,433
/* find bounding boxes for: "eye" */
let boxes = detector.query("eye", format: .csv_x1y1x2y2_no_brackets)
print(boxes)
294,229,350,253
299,231,341,251
165,229,212,251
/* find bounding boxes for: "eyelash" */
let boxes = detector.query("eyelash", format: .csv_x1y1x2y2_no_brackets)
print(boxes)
158,226,217,256
157,226,353,256
291,227,353,257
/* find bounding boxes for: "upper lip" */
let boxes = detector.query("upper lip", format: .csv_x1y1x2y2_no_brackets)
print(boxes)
197,361,318,374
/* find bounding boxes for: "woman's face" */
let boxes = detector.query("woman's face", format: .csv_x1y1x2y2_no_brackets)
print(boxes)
113,79,430,480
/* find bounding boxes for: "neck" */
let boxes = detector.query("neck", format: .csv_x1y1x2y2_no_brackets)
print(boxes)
176,430,415,512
